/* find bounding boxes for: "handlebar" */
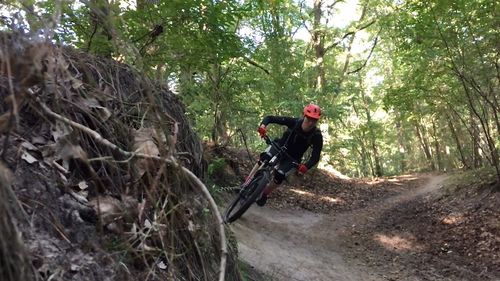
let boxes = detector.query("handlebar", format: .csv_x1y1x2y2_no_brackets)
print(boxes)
261,135,299,167
262,134,281,151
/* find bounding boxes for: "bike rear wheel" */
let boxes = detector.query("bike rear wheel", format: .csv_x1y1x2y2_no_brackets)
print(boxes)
224,170,269,223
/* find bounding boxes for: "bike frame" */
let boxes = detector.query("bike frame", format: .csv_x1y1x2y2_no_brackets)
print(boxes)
242,135,297,188
223,135,299,223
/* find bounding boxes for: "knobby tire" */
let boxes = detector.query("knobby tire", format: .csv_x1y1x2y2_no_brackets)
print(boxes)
224,170,269,223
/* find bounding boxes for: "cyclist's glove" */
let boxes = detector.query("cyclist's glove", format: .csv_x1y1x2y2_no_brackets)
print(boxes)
257,125,267,138
298,164,308,174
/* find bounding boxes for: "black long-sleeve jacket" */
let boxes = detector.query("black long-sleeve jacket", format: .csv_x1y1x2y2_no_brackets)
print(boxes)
261,116,323,169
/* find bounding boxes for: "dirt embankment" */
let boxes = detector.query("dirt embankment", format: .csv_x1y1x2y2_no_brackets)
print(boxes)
0,33,240,281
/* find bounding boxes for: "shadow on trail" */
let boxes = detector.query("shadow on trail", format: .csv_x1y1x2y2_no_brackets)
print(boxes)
342,175,499,281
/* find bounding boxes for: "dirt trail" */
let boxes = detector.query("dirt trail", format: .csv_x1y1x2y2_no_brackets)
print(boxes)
231,175,447,281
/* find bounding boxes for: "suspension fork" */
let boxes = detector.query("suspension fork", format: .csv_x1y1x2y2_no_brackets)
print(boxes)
242,161,266,186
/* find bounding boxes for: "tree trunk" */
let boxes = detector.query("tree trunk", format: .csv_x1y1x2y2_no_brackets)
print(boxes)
461,80,498,170
211,109,229,145
353,142,368,177
431,120,443,171
179,66,193,96
396,115,407,173
358,76,382,177
353,73,383,177
312,0,325,92
415,121,435,170
366,119,382,177
209,63,229,145
351,100,370,177
357,133,370,177
470,115,483,168
360,137,370,177
446,114,469,169
370,130,382,177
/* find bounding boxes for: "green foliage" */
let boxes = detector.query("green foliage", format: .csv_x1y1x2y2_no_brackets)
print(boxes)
207,157,227,177
2,0,498,178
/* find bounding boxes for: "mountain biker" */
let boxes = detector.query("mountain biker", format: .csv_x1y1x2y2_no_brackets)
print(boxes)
248,104,324,206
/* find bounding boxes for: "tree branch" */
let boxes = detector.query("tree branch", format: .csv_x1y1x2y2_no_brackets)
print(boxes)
324,19,376,53
292,0,310,37
326,0,344,10
347,29,380,75
139,24,164,55
243,57,270,75
86,22,98,52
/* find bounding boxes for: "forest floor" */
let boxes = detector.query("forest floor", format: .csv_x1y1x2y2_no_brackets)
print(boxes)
211,146,500,281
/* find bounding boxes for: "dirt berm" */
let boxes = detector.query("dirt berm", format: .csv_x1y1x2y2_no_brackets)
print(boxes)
0,32,241,281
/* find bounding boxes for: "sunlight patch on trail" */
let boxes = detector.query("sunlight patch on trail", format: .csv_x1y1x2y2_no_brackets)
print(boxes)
441,213,465,225
374,233,423,252
366,174,419,185
290,188,345,203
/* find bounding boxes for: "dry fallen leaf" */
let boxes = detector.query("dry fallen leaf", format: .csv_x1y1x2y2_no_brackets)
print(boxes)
78,181,88,190
157,261,167,270
32,136,47,145
51,120,72,142
21,151,38,164
79,97,111,121
132,127,160,177
21,141,38,151
71,78,83,90
58,141,88,161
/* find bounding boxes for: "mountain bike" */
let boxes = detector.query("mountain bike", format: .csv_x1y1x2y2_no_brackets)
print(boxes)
223,135,298,223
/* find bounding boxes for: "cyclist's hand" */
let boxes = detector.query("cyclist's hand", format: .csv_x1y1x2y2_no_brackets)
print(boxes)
297,164,308,174
257,125,267,138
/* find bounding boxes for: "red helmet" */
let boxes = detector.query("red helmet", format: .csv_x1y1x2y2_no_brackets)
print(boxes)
303,104,321,119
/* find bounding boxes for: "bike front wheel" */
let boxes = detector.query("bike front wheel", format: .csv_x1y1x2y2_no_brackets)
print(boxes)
223,170,269,223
